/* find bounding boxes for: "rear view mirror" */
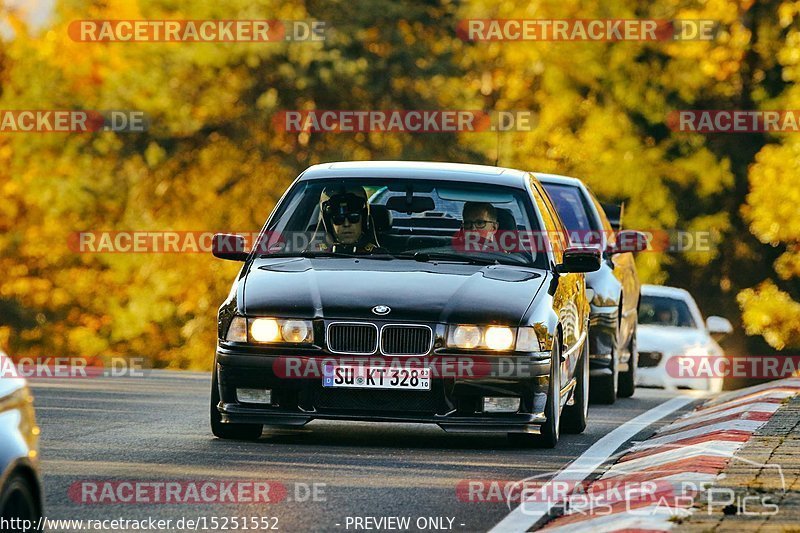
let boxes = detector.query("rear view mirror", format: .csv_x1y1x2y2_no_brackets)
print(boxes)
385,195,436,214
212,233,249,261
557,247,601,273
610,230,649,254
706,315,733,340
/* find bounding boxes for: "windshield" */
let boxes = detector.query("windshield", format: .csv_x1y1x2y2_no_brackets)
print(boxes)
255,177,548,268
639,295,698,328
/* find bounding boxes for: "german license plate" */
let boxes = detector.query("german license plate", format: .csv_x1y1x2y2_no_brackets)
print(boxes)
322,365,431,390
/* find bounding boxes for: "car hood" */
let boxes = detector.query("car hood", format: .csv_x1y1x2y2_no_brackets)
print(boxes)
243,257,546,324
637,324,722,355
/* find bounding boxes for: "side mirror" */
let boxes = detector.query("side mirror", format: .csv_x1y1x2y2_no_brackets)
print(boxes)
610,230,649,254
706,316,733,340
212,233,249,261
557,247,601,273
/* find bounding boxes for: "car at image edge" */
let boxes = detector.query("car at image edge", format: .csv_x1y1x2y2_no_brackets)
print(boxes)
0,350,43,530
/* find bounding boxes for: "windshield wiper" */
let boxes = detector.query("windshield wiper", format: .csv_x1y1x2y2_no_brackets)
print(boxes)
259,251,347,259
258,250,394,260
410,251,499,265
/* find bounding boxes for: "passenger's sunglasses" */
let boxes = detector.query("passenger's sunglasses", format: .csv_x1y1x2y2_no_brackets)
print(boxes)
463,219,496,230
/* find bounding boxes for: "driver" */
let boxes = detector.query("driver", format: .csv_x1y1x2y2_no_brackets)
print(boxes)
315,186,381,253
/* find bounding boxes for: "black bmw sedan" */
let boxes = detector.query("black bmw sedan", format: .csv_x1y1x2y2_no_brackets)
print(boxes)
211,161,600,447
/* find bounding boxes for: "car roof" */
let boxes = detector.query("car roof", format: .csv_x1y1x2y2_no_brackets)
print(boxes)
299,161,531,188
641,284,694,300
534,173,585,187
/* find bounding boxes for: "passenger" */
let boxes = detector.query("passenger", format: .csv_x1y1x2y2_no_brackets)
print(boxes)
655,307,675,326
459,201,501,251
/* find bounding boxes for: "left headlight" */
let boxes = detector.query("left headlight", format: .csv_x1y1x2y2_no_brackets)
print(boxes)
225,316,314,344
251,318,313,344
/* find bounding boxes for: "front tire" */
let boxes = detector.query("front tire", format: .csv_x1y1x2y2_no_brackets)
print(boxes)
562,336,589,434
507,335,562,448
1,473,40,531
210,363,263,441
538,335,562,447
591,324,619,405
618,329,637,398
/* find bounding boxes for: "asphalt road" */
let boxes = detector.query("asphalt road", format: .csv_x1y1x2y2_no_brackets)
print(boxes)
29,371,697,533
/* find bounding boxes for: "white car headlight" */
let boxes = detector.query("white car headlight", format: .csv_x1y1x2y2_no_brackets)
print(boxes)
280,320,312,343
226,317,314,344
447,325,526,352
485,326,514,351
250,318,282,343
450,325,482,349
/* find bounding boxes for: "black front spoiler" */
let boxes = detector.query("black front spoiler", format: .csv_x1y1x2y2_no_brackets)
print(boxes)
219,402,546,434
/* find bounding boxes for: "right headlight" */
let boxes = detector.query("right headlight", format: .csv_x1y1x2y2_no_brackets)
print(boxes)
446,325,542,352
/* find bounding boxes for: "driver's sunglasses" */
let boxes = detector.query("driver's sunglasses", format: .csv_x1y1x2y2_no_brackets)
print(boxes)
330,212,362,225
463,219,495,230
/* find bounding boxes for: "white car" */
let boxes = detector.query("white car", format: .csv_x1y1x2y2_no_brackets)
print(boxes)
635,284,733,392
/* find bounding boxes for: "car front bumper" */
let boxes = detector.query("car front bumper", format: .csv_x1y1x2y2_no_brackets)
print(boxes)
636,358,723,392
215,345,553,434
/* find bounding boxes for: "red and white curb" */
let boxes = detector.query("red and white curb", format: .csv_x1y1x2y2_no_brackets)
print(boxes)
540,378,800,532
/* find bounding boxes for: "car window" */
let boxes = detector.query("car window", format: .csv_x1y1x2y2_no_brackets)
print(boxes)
586,189,613,233
585,187,616,248
258,177,550,269
370,187,528,231
542,182,606,248
541,183,596,232
639,295,698,328
528,177,565,262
